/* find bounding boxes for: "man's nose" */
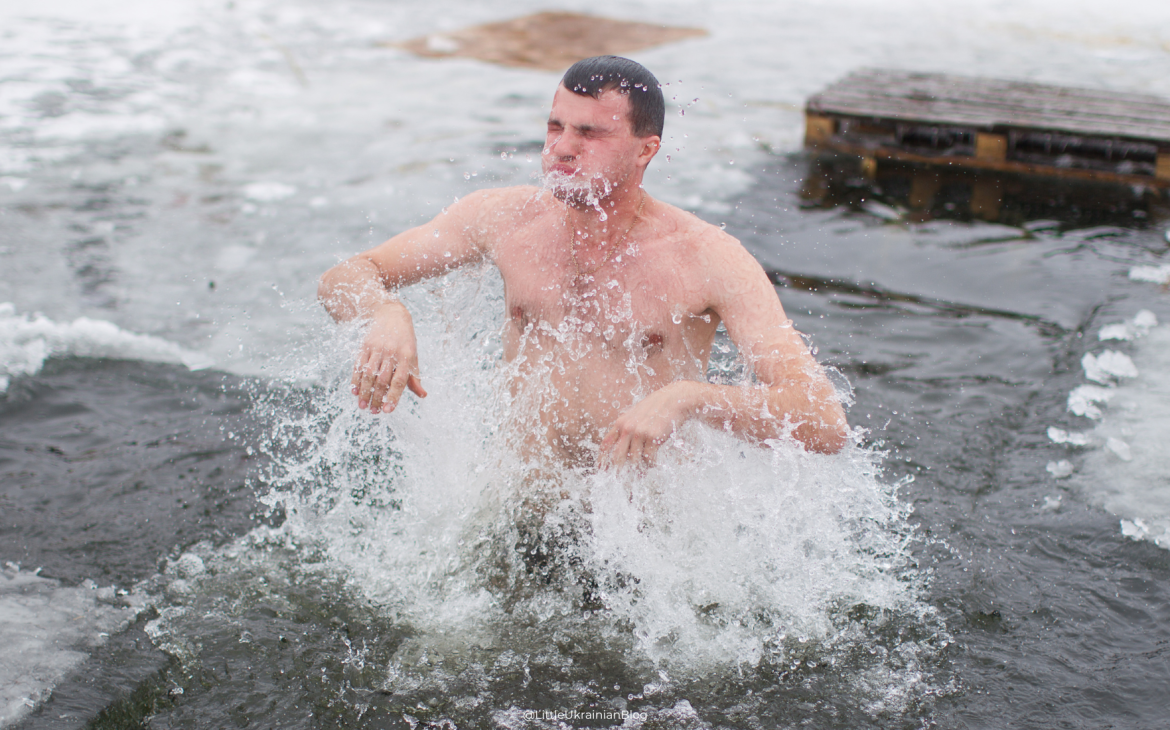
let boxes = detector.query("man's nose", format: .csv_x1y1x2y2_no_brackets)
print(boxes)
548,130,577,158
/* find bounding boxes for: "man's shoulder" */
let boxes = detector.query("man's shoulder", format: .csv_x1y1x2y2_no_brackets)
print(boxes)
462,185,549,216
650,198,746,255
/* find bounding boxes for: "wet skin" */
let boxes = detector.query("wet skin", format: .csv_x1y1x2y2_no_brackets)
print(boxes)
318,86,847,468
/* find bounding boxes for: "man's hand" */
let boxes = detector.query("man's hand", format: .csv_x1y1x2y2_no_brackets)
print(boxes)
599,381,697,469
352,302,428,414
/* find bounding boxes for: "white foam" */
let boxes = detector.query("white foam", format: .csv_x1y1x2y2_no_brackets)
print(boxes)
0,565,147,726
1129,265,1170,285
0,303,213,392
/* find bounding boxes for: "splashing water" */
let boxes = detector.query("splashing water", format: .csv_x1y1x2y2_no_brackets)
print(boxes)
540,169,614,221
138,268,955,725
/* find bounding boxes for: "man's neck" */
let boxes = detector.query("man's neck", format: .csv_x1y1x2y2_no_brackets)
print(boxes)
563,184,646,251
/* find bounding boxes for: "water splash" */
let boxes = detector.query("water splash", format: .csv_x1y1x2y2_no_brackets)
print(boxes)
181,268,952,724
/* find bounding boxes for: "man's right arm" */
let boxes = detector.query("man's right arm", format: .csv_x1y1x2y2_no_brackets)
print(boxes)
317,190,494,413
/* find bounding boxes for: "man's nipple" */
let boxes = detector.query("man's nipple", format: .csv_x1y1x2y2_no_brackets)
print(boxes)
640,332,664,353
511,305,530,330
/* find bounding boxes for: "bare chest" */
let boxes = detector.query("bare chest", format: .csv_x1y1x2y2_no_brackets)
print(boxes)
492,223,715,358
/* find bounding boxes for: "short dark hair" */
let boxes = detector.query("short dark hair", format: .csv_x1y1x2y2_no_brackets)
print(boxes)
560,56,664,138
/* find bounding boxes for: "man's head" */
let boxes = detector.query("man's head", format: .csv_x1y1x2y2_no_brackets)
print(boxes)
543,57,664,206
560,56,664,139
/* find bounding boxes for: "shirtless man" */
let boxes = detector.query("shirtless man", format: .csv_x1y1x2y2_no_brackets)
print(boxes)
318,56,847,469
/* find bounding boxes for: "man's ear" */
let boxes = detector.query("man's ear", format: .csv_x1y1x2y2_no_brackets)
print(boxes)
638,135,661,165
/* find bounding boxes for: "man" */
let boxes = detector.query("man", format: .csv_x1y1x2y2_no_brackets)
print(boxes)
318,56,847,469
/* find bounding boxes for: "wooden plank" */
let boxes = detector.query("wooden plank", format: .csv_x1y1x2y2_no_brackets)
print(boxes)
1159,151,1170,181
810,96,1170,142
975,133,1007,161
818,69,1170,121
814,139,1170,188
804,113,836,146
808,69,1170,143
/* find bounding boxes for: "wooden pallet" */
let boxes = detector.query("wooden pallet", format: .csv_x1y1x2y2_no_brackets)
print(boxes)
805,69,1170,189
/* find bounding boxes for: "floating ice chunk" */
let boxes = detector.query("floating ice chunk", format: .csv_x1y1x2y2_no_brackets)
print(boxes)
1133,310,1158,331
1046,460,1074,478
1023,219,1060,232
1081,350,1138,383
242,181,296,202
1098,310,1158,341
0,565,144,725
1120,518,1149,540
1047,427,1092,446
1067,385,1114,419
1120,519,1170,548
1042,494,1063,510
1105,437,1133,462
1097,323,1131,341
862,201,902,221
1129,264,1170,284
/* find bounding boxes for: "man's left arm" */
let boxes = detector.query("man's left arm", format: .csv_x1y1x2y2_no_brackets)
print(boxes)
601,235,848,466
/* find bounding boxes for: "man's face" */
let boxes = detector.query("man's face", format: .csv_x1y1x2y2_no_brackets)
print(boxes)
542,86,650,206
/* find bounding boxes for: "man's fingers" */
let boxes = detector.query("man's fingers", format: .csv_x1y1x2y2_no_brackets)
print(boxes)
368,357,396,412
358,358,381,409
643,439,661,465
407,374,427,398
627,439,645,468
381,363,411,413
351,349,372,393
610,432,631,468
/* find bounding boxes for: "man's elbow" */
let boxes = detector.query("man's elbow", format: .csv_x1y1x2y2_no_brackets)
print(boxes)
317,266,342,312
317,259,365,321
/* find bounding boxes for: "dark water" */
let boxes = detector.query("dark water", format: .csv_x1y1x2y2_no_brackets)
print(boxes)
5,157,1170,728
